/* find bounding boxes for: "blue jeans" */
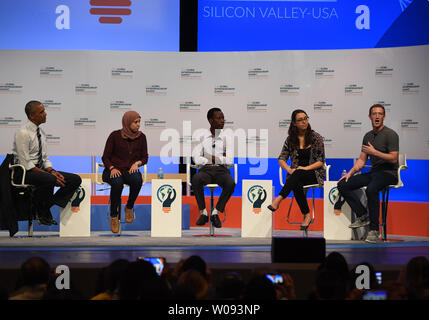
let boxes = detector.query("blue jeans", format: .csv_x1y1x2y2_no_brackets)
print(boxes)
337,171,397,231
102,169,143,217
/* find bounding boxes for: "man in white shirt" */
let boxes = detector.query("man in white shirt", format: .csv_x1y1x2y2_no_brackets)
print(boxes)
13,100,82,225
192,108,235,228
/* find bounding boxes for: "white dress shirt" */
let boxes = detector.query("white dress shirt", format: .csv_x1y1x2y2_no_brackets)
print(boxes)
13,121,52,170
192,129,234,168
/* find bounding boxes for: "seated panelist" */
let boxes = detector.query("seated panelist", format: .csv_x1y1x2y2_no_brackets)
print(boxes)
192,107,235,229
12,100,82,226
102,110,148,234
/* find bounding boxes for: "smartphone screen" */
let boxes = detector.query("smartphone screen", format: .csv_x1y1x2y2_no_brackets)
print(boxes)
363,290,387,300
266,274,284,284
142,257,165,276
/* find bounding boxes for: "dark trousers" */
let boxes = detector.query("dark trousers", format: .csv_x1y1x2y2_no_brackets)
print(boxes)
337,171,397,231
279,169,318,215
24,170,82,219
102,169,143,217
192,165,235,213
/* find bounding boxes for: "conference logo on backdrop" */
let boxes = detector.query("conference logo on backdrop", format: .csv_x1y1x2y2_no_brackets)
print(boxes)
110,101,133,111
75,83,98,95
402,82,420,94
0,117,21,128
315,67,335,79
345,84,364,96
246,134,268,146
322,136,334,147
40,66,64,78
74,118,96,128
0,83,23,94
46,133,61,146
181,68,203,80
279,119,291,129
280,84,300,96
401,119,419,128
247,185,267,214
247,101,268,112
146,85,168,96
179,101,201,112
343,120,362,129
248,67,269,79
375,66,394,77
111,67,134,79
157,184,177,213
314,101,333,112
214,85,236,96
144,119,167,129
89,0,132,24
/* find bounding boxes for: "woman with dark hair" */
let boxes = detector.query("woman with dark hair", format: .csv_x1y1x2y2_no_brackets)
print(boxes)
102,111,148,233
267,109,325,230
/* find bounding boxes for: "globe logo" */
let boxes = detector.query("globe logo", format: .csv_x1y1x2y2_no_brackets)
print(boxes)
90,0,132,24
157,184,177,213
247,185,267,214
328,186,341,216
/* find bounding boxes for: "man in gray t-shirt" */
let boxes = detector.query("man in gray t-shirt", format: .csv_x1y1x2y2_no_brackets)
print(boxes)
337,104,399,243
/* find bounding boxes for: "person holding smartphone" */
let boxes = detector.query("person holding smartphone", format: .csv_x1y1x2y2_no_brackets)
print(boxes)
337,104,399,243
102,110,148,233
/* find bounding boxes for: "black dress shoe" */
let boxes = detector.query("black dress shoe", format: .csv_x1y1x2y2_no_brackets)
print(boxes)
196,214,209,226
210,214,222,228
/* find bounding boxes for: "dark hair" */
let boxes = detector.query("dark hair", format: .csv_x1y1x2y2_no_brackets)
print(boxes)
182,255,207,278
25,100,42,118
207,107,222,121
369,104,385,115
20,257,51,286
287,109,312,151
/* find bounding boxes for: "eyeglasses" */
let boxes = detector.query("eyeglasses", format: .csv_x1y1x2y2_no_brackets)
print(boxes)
295,116,309,123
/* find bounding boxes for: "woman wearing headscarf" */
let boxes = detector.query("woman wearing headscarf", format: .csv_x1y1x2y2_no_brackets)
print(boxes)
267,109,325,231
102,111,148,233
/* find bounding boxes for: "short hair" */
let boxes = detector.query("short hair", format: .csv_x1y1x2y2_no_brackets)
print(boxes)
25,100,42,118
21,257,51,286
369,104,385,115
207,107,222,121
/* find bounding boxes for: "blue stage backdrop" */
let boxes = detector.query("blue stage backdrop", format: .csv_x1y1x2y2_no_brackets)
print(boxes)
198,0,429,51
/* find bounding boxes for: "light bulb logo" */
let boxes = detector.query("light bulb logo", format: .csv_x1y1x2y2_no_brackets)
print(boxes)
90,0,132,24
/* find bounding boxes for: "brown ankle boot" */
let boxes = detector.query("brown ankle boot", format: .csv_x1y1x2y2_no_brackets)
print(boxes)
110,216,119,233
125,207,134,223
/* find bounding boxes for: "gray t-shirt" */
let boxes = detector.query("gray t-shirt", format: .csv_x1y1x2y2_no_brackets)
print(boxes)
362,126,399,176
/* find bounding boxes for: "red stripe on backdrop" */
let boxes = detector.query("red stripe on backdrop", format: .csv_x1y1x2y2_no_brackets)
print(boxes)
90,0,131,6
90,196,429,237
90,8,131,15
98,17,123,24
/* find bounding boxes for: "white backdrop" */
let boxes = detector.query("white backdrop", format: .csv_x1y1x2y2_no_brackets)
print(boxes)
1,45,428,159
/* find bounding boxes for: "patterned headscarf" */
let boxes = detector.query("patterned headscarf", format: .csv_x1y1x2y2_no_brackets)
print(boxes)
121,110,142,140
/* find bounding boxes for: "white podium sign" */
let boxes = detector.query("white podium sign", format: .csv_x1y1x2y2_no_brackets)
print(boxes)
241,180,272,238
60,178,91,237
151,179,182,237
323,181,353,240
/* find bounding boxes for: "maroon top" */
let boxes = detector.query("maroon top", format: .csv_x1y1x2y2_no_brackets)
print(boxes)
102,130,148,174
